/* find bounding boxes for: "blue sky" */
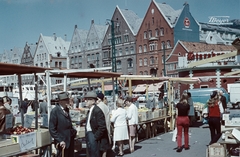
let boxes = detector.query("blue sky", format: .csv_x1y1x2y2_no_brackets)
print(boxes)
0,0,239,52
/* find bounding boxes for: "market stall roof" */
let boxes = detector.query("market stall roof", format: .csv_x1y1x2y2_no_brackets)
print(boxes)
133,84,147,93
0,63,51,75
48,69,122,78
148,82,164,92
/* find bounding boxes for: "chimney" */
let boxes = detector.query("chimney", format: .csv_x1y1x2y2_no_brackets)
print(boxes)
53,33,57,41
91,19,94,24
64,34,67,41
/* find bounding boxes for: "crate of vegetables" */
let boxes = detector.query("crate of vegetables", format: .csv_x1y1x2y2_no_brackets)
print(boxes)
10,126,36,151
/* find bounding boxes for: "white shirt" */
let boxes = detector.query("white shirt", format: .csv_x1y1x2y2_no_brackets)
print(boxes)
86,105,94,132
126,103,138,125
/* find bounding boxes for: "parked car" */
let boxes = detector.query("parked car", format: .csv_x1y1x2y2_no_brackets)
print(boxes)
184,87,230,105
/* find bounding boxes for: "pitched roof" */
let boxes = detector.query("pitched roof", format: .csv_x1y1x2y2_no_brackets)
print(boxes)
180,41,236,52
41,34,70,57
155,1,182,27
119,6,143,35
27,43,37,56
76,29,88,44
94,24,108,42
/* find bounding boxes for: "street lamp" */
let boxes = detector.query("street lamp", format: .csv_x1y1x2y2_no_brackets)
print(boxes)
106,19,118,101
163,42,167,93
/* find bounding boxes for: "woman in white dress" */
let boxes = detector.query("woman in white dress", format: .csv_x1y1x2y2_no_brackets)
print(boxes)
110,98,129,156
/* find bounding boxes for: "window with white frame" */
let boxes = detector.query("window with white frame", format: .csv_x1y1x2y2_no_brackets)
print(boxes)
150,56,154,65
95,42,98,48
103,51,108,58
125,47,129,55
87,54,90,61
124,35,129,42
160,27,164,36
130,46,134,54
119,48,122,56
92,42,94,49
149,43,156,51
148,30,152,38
140,71,143,75
155,29,159,37
127,58,133,68
139,58,142,66
115,49,118,56
144,44,147,52
144,31,147,39
117,60,121,69
91,54,95,60
144,71,148,75
144,58,147,66
139,45,142,53
79,56,82,62
161,41,165,49
88,43,90,50
167,40,171,48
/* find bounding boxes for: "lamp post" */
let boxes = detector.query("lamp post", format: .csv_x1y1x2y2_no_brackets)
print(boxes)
107,19,118,102
163,42,167,93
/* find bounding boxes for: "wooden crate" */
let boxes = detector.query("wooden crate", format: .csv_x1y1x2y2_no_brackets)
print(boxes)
208,143,225,157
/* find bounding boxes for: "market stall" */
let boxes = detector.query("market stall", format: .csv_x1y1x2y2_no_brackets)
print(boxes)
0,63,51,156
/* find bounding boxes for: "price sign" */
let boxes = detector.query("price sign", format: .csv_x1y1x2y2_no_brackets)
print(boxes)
5,113,13,129
18,132,36,151
24,114,34,128
42,114,48,127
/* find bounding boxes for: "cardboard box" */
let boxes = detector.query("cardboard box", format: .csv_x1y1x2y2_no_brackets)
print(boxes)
77,130,85,138
225,133,238,143
36,129,51,147
138,111,152,122
208,143,225,157
152,110,159,119
0,142,21,156
11,132,36,151
232,128,240,141
161,108,167,117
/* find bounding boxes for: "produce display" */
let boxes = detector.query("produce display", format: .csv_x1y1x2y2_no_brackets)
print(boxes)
194,102,205,111
10,126,34,135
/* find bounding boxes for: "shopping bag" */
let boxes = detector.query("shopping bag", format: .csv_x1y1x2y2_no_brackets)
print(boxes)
172,128,177,142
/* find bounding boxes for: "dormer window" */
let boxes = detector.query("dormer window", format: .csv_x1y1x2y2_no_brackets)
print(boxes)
57,52,61,57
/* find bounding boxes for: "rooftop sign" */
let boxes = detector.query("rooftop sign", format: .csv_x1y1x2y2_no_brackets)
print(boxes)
208,16,233,25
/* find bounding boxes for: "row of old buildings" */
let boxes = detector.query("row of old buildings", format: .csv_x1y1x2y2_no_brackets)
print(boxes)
0,0,240,92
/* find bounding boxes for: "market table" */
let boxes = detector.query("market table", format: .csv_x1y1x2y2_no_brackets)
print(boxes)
136,115,171,141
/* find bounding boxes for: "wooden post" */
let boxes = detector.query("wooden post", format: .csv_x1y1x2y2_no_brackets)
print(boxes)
128,79,132,96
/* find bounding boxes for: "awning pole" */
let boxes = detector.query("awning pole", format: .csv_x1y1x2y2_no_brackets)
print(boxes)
46,70,52,125
18,74,24,126
63,74,67,92
34,73,38,129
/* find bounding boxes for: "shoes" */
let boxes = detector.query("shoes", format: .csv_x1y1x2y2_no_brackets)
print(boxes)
184,147,190,150
117,152,124,156
130,148,134,153
176,147,182,152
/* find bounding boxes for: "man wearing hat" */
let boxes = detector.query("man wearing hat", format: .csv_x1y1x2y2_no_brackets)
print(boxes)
85,91,109,157
96,92,111,157
49,92,77,157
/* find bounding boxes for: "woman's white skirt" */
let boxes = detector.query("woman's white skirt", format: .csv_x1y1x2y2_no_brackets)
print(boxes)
113,125,129,141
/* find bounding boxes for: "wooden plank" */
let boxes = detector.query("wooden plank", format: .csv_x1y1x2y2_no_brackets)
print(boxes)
224,70,240,76
187,51,238,68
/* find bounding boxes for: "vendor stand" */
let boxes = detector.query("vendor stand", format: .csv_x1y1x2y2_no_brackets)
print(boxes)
0,63,51,157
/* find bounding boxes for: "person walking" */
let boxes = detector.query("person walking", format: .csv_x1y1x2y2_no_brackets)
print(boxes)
110,98,129,156
175,92,190,152
187,92,195,126
125,96,138,153
39,97,48,114
49,92,77,157
208,91,224,145
218,90,227,113
85,91,110,157
96,92,111,157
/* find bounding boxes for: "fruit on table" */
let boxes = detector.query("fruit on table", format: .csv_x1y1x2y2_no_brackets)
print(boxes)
10,125,34,135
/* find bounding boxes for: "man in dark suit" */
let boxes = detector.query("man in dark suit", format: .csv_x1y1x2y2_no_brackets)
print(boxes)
85,91,110,157
49,92,77,157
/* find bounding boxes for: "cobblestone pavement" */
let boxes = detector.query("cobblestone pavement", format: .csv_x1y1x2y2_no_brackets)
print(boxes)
76,121,211,157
